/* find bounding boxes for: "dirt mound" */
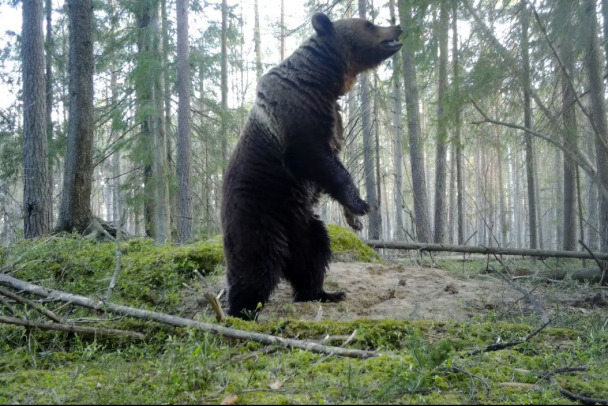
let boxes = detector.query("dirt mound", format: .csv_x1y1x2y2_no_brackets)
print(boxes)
256,262,518,322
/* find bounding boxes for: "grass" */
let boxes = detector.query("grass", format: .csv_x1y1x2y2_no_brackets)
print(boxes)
0,233,607,404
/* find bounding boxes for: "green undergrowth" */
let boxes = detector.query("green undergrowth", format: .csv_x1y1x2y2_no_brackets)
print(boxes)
1,233,607,404
1,317,606,404
0,226,375,313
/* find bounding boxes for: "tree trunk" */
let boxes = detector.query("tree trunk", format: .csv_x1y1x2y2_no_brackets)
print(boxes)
583,0,608,253
152,7,170,243
254,0,263,78
359,0,381,240
452,1,465,245
390,0,405,240
133,3,156,238
44,0,54,222
520,1,538,249
221,0,228,174
434,0,449,243
22,0,52,238
398,0,432,243
177,0,193,244
280,0,285,61
556,0,579,251
56,0,94,234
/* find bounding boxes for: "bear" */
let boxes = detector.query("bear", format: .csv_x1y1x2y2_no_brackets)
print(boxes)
221,12,403,319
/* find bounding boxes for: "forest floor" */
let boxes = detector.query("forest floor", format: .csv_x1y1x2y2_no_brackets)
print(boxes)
183,256,607,326
2,235,608,404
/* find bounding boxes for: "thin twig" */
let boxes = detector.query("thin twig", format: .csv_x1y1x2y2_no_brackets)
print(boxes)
0,274,377,359
0,295,18,315
0,315,145,339
0,286,64,323
463,318,554,357
106,211,125,302
194,270,226,322
579,240,607,286
550,376,608,405
489,254,550,324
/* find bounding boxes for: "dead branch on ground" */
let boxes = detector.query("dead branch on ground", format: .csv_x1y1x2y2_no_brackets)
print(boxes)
194,270,225,322
0,274,377,359
0,286,64,323
462,318,553,357
0,315,145,339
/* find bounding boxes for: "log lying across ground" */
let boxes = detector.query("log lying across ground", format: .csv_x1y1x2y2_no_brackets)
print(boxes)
0,274,376,359
365,240,608,261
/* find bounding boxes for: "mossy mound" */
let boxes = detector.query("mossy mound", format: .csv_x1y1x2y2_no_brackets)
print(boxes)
2,227,375,311
4,233,226,312
326,224,381,263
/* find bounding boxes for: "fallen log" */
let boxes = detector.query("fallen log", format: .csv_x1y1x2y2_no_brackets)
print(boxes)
365,240,608,261
0,274,377,359
0,315,145,339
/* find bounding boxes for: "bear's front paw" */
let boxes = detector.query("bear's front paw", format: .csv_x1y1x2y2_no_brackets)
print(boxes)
344,208,363,231
347,198,370,216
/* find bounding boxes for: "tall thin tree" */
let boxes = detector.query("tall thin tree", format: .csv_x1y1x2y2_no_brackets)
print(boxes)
399,0,432,242
556,0,578,251
359,0,381,240
177,0,193,243
56,0,95,234
434,0,449,243
22,0,52,238
582,0,608,253
520,1,538,249
390,0,405,240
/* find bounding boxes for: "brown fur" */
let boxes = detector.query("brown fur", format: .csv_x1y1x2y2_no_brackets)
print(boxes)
221,13,402,319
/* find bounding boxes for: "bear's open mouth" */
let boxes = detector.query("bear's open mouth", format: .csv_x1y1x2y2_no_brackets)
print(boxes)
381,39,403,51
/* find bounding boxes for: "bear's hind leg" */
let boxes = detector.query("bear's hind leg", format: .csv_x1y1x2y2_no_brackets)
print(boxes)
284,217,346,303
224,225,287,320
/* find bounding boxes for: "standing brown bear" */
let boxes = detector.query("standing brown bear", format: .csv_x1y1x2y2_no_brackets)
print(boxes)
221,12,402,319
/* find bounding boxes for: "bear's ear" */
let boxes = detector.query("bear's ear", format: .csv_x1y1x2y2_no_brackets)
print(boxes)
312,13,333,36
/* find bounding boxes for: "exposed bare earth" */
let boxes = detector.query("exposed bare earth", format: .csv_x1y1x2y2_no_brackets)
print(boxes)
184,261,607,323
256,262,519,322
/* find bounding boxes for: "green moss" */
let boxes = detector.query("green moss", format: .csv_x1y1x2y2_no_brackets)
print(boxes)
6,234,225,312
326,224,381,263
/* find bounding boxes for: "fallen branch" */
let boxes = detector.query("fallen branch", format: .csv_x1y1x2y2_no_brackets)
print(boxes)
365,240,608,260
463,318,553,357
579,240,608,286
0,274,377,359
0,315,145,340
550,376,608,405
489,254,550,324
194,270,226,322
0,286,64,323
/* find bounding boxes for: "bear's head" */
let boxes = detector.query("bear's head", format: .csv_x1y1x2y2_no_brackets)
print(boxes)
312,12,403,88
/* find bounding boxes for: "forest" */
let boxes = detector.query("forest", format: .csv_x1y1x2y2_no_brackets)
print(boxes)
1,0,608,404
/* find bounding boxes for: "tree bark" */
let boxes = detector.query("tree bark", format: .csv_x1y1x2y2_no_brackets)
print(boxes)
56,0,95,234
359,0,381,240
221,0,228,174
520,1,538,249
583,0,608,253
555,0,579,251
254,0,263,78
452,1,465,245
152,7,170,243
177,0,193,244
398,0,432,243
22,0,52,238
434,0,449,243
390,0,405,240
